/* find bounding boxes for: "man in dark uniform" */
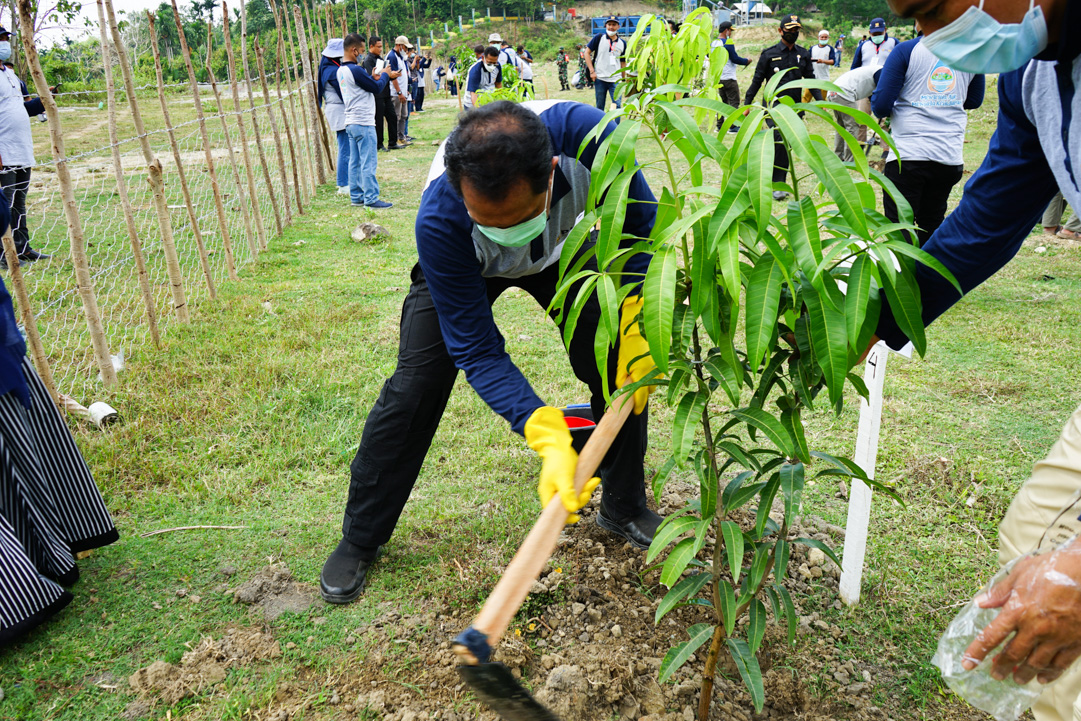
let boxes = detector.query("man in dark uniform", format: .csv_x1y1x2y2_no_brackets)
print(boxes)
743,14,817,201
557,46,570,90
362,36,401,152
318,100,663,604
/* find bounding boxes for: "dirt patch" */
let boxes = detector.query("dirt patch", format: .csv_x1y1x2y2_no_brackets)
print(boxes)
128,626,281,706
231,563,320,621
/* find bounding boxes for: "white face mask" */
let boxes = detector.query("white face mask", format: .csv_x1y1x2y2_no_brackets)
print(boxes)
819,37,829,45
607,28,618,37
922,0,1048,74
484,61,497,72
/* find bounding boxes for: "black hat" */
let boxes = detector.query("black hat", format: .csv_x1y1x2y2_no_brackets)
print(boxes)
605,15,619,23
0,25,12,37
779,14,802,31
717,21,733,32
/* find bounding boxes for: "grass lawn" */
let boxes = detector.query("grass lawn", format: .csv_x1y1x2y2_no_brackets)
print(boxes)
2,47,1078,721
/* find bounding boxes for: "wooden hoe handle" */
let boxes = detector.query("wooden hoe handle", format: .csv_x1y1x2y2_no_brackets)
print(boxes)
458,394,636,661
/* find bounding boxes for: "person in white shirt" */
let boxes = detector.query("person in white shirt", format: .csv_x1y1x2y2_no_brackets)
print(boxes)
464,46,503,109
516,45,534,87
337,33,399,208
810,29,837,80
825,65,881,162
387,36,412,147
586,16,627,113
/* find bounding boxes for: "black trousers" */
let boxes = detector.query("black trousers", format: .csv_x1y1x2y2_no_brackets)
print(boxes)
882,160,964,246
340,261,650,549
374,94,398,149
0,168,31,255
415,86,425,111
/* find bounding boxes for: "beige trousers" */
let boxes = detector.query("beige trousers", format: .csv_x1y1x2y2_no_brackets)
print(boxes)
997,404,1081,721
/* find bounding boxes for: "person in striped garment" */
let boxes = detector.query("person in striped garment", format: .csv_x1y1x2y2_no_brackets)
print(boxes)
0,193,118,644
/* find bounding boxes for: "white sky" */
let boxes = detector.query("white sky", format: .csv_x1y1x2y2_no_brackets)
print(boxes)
6,0,187,46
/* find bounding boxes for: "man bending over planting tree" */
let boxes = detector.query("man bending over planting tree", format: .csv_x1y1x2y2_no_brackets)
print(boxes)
320,100,662,604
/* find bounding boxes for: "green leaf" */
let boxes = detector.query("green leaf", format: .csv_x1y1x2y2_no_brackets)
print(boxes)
699,454,719,519
774,538,791,580
794,537,840,567
744,253,784,371
748,599,767,654
717,440,759,472
755,473,781,539
844,255,874,353
596,274,619,342
643,244,678,375
727,480,767,512
659,623,714,683
882,239,962,294
655,572,713,623
652,456,678,502
776,584,797,644
656,99,709,157
719,578,737,635
810,450,870,481
726,638,765,713
747,131,776,241
556,212,599,288
749,543,770,590
874,250,927,356
786,195,823,280
765,585,781,620
672,390,708,463
660,537,698,587
779,462,805,521
802,283,849,411
596,172,633,268
810,140,869,239
730,408,795,458
720,520,745,585
722,470,755,508
650,187,681,242
589,119,641,199
780,408,809,464
648,516,697,564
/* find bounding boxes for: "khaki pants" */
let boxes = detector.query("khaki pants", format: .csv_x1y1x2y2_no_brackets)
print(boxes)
829,93,860,163
856,97,871,143
393,93,409,142
998,404,1081,721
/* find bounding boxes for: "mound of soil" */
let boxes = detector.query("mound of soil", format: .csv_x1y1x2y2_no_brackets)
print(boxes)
128,626,281,706
231,563,320,621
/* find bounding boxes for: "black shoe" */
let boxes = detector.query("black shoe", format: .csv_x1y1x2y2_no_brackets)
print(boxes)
405,135,415,141
0,255,24,271
596,504,664,549
319,539,381,604
20,249,51,262
388,144,406,150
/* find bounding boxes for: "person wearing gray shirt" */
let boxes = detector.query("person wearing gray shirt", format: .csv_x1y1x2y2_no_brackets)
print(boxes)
871,35,985,245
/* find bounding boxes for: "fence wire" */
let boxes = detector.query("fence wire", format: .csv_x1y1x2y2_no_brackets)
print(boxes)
11,74,320,401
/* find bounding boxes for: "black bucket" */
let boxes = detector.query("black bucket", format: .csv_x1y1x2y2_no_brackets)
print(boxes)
562,403,596,454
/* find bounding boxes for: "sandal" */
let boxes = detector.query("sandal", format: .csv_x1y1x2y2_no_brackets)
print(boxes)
1056,228,1081,239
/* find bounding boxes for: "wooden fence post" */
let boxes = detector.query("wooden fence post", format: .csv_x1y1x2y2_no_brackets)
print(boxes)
102,0,189,324
278,0,317,197
216,4,267,257
145,12,217,297
2,231,60,404
254,39,296,222
294,6,327,186
16,0,117,387
94,0,162,347
270,0,313,208
227,0,283,239
167,0,242,280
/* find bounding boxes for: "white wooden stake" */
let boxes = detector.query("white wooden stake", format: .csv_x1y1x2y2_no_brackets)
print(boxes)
839,341,888,606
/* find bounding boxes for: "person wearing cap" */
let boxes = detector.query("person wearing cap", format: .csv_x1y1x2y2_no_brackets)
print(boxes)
742,14,816,201
811,29,837,80
362,36,402,152
417,52,432,112
318,99,663,605
870,0,1081,716
870,31,985,245
851,18,899,70
835,33,845,65
715,21,751,132
586,16,627,113
464,46,503,110
557,46,570,91
387,36,412,148
338,33,399,209
319,38,351,195
0,25,50,270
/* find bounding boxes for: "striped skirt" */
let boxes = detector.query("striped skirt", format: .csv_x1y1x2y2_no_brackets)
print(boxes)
0,356,119,644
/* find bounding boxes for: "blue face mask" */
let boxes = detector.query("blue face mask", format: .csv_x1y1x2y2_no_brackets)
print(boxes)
921,0,1048,74
0,41,11,62
475,175,552,248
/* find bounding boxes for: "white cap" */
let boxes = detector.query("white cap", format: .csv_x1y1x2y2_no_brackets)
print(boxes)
322,38,345,58
487,32,502,43
395,35,409,45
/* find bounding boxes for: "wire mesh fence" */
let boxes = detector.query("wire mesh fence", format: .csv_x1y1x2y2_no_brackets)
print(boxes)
4,0,332,404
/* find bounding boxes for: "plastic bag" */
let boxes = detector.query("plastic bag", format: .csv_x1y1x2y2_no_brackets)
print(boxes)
932,557,1045,721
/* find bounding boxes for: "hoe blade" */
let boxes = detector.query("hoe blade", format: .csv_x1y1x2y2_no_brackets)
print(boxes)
457,662,560,721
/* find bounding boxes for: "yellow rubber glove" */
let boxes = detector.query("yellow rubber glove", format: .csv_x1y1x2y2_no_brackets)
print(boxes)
616,294,655,414
525,406,601,524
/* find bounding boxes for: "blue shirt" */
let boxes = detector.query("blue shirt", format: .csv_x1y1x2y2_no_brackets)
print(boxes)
415,100,656,434
876,22,1080,349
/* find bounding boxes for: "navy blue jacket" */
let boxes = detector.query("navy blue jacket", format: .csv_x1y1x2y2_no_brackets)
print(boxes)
0,191,30,407
317,56,342,105
415,102,656,434
875,20,1080,349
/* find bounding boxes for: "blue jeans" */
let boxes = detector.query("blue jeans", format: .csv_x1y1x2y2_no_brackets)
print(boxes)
336,129,350,188
595,79,621,112
346,124,379,205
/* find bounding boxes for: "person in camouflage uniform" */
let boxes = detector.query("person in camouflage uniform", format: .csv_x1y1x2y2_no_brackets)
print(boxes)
556,46,570,90
576,44,593,88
